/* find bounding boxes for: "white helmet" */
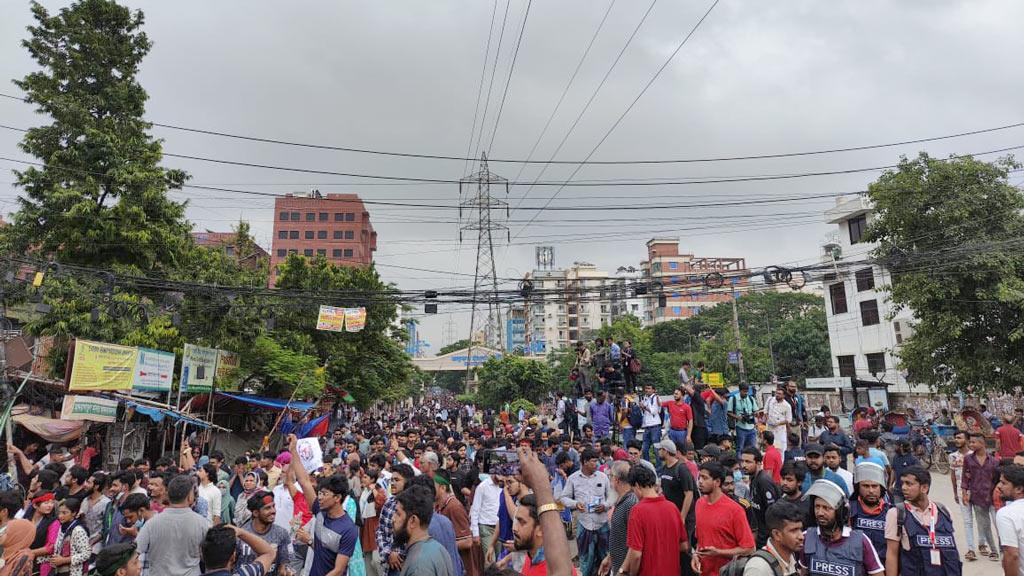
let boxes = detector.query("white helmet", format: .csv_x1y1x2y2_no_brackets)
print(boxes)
854,462,886,487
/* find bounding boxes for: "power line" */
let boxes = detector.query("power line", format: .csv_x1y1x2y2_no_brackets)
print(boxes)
485,0,532,154
462,0,501,176
514,0,721,237
3,91,1020,166
471,0,513,161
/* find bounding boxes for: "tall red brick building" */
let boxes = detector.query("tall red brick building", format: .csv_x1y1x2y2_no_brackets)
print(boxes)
270,191,377,285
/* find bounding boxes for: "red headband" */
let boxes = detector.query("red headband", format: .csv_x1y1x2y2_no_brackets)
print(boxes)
32,492,55,505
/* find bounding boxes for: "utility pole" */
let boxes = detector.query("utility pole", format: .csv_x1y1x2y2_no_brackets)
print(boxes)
765,315,777,376
731,292,747,384
460,154,508,392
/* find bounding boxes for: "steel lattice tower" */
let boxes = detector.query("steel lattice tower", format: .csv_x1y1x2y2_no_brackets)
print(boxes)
460,154,508,360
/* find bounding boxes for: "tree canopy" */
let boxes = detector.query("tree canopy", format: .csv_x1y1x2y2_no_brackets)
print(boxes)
865,152,1024,395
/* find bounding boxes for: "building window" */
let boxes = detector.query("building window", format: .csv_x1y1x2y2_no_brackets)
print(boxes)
829,282,848,314
276,249,286,257
345,230,354,240
848,215,867,244
317,249,326,256
837,355,856,378
225,246,235,256
290,211,300,221
319,212,328,221
860,299,880,326
855,268,874,291
279,211,289,221
333,249,342,258
346,213,355,221
672,306,682,315
288,249,298,255
669,262,678,270
289,230,299,239
343,249,353,257
334,213,344,221
278,230,288,239
866,352,886,376
333,230,343,239
317,230,327,239
304,231,314,240
303,249,313,257
303,212,314,221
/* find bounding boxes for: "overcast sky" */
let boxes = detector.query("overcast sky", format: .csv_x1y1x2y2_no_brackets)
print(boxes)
1,1,1022,351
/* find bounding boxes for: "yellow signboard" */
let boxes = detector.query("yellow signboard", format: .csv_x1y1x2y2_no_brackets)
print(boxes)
704,372,724,386
215,350,240,392
68,340,139,391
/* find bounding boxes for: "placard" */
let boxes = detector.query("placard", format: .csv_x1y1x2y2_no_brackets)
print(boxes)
344,307,366,332
295,437,324,473
316,305,345,332
61,395,119,422
133,348,175,392
215,350,240,392
68,340,139,391
182,344,219,393
704,372,724,386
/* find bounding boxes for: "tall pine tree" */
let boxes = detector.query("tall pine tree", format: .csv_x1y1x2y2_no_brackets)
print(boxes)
6,0,190,271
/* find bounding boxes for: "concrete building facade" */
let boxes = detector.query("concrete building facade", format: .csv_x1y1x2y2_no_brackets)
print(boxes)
640,238,748,325
822,195,919,394
270,191,377,284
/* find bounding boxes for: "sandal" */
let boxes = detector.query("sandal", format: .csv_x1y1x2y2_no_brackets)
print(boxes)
965,550,977,561
991,552,1000,561
979,545,990,555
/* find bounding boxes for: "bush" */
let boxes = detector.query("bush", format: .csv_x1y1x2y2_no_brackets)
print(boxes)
508,398,537,417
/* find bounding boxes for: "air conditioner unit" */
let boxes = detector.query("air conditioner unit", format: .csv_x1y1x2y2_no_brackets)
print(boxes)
892,319,915,344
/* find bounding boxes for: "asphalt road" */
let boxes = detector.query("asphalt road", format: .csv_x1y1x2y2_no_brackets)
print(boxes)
927,466,1004,576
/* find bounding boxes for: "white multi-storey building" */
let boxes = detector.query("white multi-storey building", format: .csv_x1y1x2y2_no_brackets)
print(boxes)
822,196,922,397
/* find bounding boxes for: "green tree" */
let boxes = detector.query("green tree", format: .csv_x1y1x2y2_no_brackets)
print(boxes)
438,339,472,356
272,255,416,406
865,153,1024,394
475,356,553,409
4,0,190,272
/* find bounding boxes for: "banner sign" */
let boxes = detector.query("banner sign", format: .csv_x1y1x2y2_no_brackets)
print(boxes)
61,395,119,422
344,307,366,332
296,437,324,473
316,305,345,332
182,344,220,393
68,340,139,391
704,372,724,386
132,348,176,392
215,350,240,392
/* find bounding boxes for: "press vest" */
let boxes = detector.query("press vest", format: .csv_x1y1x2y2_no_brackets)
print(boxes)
803,528,867,576
848,500,889,564
899,504,961,576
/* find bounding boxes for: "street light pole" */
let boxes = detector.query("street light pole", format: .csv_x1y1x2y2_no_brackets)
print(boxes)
731,293,747,384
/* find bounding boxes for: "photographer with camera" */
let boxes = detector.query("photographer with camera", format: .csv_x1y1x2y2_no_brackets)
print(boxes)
727,386,760,452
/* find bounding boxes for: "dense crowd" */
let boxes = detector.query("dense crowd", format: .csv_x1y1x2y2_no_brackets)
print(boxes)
3,356,1024,576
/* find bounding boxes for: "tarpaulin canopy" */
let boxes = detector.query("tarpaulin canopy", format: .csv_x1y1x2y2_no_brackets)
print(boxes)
11,405,84,443
216,392,316,413
128,403,214,429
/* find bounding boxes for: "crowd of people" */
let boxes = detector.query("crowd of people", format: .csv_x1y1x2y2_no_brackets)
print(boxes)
1,361,1023,576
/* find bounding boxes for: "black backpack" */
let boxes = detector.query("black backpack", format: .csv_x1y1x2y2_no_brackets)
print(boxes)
720,550,782,576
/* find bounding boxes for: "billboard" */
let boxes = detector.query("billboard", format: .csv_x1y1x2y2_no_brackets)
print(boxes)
68,340,139,391
182,344,219,393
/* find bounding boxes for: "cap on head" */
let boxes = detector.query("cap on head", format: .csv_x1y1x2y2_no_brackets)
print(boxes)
803,443,824,456
655,439,677,453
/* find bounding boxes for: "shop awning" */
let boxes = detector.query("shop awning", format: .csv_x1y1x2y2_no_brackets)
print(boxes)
216,392,316,412
11,405,84,443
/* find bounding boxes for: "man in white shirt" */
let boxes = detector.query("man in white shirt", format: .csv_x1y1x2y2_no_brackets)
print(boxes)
996,464,1024,576
764,387,793,453
195,463,221,524
469,472,503,565
639,384,662,464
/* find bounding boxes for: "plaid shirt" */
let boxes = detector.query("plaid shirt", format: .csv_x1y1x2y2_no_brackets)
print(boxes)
375,496,406,571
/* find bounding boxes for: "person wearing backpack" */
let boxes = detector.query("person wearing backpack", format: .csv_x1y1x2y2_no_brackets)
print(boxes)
800,479,884,576
883,466,962,576
848,462,891,566
720,499,804,576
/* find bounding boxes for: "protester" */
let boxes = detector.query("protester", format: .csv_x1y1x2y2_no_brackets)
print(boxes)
740,447,780,548
621,464,686,576
996,464,1024,576
135,475,211,576
800,479,883,576
884,466,961,576
737,500,804,576
558,448,611,576
692,462,755,576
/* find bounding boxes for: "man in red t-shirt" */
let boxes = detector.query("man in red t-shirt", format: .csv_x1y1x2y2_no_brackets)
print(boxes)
622,463,687,576
995,414,1024,458
692,461,755,576
665,388,694,448
762,430,783,484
